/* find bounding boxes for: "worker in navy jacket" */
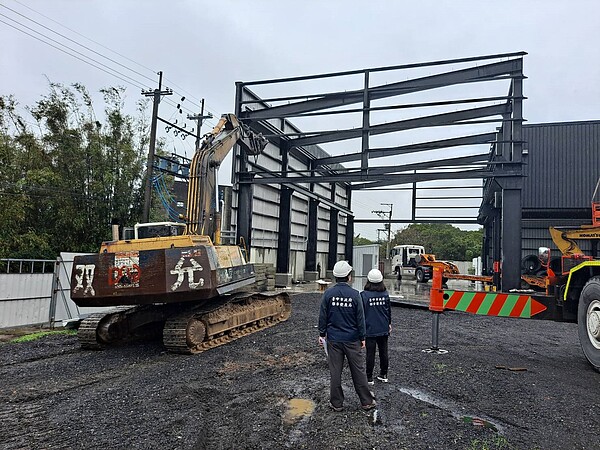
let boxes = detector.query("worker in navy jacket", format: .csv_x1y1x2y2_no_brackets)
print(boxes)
360,268,392,384
318,260,376,412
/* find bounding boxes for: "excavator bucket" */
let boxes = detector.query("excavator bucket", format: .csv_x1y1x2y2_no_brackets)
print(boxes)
239,124,268,155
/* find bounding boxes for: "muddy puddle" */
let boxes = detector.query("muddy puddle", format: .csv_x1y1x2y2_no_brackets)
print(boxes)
283,398,315,425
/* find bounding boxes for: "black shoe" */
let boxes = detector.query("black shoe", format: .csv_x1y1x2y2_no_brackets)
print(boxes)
329,402,343,412
376,375,388,383
361,400,377,410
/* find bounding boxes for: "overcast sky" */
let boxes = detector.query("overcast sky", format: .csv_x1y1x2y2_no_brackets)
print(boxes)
1,0,599,240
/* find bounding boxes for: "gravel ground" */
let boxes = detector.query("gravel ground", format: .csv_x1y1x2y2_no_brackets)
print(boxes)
0,292,599,450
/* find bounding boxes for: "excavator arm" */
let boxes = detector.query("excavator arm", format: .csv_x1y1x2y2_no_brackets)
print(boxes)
549,226,600,256
184,114,267,240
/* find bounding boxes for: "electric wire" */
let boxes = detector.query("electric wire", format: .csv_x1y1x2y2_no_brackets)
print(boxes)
10,0,218,118
2,2,220,132
9,0,157,75
0,15,148,91
0,3,157,86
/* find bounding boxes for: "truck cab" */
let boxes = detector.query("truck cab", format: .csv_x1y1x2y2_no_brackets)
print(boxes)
391,245,425,279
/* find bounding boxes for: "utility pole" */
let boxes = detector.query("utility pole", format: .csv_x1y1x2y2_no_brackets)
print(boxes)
372,203,393,258
187,99,213,149
142,71,172,223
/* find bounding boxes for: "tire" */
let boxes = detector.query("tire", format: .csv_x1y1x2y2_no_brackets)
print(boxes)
577,276,600,372
521,255,541,275
415,267,425,283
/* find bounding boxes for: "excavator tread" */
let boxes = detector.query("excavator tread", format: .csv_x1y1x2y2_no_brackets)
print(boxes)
163,292,291,354
77,306,135,350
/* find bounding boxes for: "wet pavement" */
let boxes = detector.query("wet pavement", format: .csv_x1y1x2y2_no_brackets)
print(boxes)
284,276,479,308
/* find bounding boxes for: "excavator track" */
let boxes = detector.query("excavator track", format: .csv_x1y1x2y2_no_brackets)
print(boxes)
163,292,291,354
77,306,137,350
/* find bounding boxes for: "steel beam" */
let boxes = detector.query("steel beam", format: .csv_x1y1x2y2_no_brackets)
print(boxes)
242,59,522,121
314,132,498,166
289,103,509,147
247,167,519,188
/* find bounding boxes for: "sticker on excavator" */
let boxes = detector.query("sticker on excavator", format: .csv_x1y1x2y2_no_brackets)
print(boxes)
110,251,140,289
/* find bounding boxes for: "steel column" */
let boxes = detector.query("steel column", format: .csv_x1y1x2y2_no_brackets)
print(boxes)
306,199,319,272
276,187,293,274
328,185,339,271
493,209,502,287
345,214,354,265
236,172,254,255
501,188,522,290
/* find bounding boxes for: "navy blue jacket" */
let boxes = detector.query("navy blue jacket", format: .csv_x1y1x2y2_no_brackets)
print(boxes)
318,282,366,342
360,289,391,337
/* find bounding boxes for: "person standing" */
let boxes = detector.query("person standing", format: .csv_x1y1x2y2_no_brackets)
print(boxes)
318,260,376,412
361,268,391,385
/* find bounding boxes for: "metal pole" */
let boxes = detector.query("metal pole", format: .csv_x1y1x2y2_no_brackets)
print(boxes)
431,313,440,350
142,72,172,223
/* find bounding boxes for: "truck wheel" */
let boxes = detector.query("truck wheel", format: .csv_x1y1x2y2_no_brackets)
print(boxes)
415,267,425,283
578,276,600,372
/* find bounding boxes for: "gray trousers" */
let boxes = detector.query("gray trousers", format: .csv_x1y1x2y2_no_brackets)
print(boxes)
327,340,374,408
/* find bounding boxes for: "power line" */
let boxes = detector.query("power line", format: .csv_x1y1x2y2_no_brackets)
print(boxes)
9,0,157,75
0,3,157,85
0,15,148,91
2,2,222,140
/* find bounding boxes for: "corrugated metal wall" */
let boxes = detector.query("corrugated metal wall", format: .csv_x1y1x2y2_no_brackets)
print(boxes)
231,90,351,282
0,273,54,328
519,121,600,261
522,121,600,209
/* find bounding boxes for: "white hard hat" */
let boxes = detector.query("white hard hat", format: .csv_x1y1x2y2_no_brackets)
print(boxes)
367,268,383,283
333,260,353,277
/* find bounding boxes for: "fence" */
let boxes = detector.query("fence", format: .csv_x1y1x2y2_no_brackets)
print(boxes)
0,253,110,329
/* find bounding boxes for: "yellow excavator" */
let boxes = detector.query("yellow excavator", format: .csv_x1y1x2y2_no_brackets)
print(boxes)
70,114,291,354
549,225,600,258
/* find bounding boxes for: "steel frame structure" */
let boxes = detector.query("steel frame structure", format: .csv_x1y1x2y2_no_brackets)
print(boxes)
233,52,526,290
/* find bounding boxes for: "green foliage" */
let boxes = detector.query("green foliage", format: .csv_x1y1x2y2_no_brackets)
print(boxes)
9,329,77,343
353,235,375,246
467,436,515,450
391,223,482,260
0,83,153,258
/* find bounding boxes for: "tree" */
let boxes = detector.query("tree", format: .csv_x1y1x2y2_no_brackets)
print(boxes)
0,83,160,258
353,234,375,246
391,223,482,261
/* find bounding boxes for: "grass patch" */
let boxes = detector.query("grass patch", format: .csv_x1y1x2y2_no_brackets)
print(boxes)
467,436,530,450
433,362,448,374
10,330,77,343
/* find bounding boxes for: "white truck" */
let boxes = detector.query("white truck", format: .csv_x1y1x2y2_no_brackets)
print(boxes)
391,244,426,281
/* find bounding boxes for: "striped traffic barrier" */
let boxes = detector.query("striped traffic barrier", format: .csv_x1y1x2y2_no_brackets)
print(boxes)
424,268,548,355
429,268,547,318
441,290,547,318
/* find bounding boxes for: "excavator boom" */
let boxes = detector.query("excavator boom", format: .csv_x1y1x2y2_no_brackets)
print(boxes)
549,225,600,256
185,114,267,239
